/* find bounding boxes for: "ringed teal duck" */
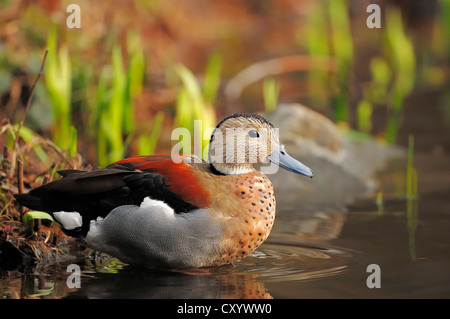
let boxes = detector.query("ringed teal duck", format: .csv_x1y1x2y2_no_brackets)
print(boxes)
14,113,314,269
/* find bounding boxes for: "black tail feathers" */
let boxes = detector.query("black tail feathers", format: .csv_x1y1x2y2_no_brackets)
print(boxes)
13,193,47,212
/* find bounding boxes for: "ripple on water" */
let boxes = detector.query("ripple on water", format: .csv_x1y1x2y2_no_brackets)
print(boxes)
233,242,357,283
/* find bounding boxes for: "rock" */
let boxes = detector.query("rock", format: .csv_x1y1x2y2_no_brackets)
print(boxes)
264,103,404,207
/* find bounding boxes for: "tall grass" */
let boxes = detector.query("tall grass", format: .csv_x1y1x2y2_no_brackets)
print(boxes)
16,30,161,167
302,3,416,143
406,134,418,260
356,8,416,143
384,9,416,144
95,46,126,166
93,32,145,166
357,57,392,133
203,52,223,105
45,29,77,156
263,78,281,113
173,53,222,159
125,31,146,133
303,0,353,122
328,0,354,123
304,1,329,107
137,111,165,156
436,0,450,62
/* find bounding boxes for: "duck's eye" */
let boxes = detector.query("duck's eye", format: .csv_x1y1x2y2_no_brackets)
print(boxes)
248,129,259,138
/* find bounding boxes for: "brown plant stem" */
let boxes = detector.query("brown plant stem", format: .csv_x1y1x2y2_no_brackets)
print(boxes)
16,159,24,217
12,48,49,158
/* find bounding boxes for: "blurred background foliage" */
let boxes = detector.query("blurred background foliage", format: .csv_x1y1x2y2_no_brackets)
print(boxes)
0,0,449,169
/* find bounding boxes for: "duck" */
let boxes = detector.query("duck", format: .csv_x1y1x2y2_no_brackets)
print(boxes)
14,113,314,269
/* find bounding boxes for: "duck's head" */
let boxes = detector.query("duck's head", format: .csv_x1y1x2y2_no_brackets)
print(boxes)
208,113,314,177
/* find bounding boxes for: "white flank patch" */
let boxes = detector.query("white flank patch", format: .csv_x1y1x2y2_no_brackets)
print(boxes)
53,211,83,230
140,197,176,217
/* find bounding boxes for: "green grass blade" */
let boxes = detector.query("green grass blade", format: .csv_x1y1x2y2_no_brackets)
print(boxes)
328,0,353,122
22,211,54,235
357,99,373,133
7,124,49,163
138,111,165,156
263,78,281,113
203,52,222,104
69,125,78,157
406,134,418,199
303,1,329,105
45,29,72,150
